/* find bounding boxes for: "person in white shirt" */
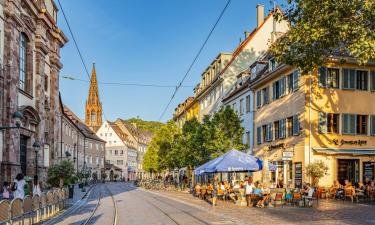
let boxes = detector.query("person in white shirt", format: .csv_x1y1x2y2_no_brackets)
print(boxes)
13,173,26,199
244,177,254,207
32,176,42,197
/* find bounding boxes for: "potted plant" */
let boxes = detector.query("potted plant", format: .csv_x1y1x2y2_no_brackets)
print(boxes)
305,160,329,187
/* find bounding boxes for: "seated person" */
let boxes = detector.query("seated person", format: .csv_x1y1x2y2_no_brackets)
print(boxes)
329,179,341,196
195,183,201,195
357,182,365,199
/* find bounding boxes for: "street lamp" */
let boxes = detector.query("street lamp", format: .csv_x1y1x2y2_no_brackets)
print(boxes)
33,140,41,177
0,111,24,130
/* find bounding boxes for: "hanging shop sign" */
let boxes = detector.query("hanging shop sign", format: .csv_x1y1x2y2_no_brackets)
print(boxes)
330,139,367,146
282,151,293,161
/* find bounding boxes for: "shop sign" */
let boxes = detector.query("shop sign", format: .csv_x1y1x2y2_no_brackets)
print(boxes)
282,151,293,161
330,139,367,146
268,143,285,151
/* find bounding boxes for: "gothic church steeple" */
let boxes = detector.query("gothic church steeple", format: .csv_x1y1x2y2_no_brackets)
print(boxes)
85,63,102,131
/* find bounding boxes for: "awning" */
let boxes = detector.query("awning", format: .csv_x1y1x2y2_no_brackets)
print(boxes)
314,148,375,155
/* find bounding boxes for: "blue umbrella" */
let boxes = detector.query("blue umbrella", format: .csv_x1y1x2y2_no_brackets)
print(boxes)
194,149,276,175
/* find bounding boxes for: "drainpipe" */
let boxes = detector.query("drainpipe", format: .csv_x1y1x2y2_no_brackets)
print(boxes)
309,71,313,183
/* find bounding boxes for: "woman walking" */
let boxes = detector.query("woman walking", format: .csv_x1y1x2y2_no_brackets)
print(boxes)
13,173,26,199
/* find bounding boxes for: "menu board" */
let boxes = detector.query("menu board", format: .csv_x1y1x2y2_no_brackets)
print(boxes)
363,162,374,180
295,162,303,188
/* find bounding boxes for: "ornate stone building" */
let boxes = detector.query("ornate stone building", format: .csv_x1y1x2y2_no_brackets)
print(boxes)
0,0,67,183
85,63,102,132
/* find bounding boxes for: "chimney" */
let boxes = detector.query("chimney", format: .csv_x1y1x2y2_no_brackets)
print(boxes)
256,4,264,28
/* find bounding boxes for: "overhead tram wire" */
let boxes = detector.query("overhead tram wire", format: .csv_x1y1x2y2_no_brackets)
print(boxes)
61,76,194,88
157,0,232,121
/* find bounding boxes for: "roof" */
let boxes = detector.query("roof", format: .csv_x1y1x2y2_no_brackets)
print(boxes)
222,72,251,102
107,122,129,143
63,104,105,143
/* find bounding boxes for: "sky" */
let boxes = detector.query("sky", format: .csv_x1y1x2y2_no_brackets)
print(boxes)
58,0,276,122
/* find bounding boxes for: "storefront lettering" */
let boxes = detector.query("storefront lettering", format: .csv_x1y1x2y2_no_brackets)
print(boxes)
268,143,285,151
330,139,367,146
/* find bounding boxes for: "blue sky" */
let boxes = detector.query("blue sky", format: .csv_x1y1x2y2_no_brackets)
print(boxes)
58,0,275,122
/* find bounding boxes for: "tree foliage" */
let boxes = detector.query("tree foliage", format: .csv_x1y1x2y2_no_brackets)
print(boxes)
271,0,375,73
305,160,329,186
143,106,245,172
47,160,77,188
125,118,164,134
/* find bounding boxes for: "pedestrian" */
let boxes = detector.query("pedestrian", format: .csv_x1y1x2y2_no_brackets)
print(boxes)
32,175,42,197
13,173,26,199
212,175,219,207
2,182,10,200
244,176,254,207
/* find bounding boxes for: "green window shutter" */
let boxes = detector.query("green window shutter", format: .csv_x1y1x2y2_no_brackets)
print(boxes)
319,112,327,133
272,82,276,100
256,91,261,108
293,70,300,91
257,127,262,144
280,119,286,138
343,69,349,89
293,115,300,135
349,69,356,89
280,77,286,96
342,114,349,134
371,116,375,136
319,67,327,87
371,71,375,91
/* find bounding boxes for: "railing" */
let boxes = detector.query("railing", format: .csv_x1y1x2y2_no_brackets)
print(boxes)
0,187,68,225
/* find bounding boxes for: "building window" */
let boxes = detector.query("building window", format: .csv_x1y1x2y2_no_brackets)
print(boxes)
319,67,339,88
264,123,272,142
342,68,356,90
120,150,123,156
272,77,286,100
356,70,368,91
232,103,237,113
117,160,123,165
279,119,286,138
256,91,261,108
269,58,277,72
256,127,262,144
371,71,375,91
246,131,250,146
356,115,368,135
292,115,300,135
371,116,375,136
19,33,27,91
91,112,96,122
114,150,118,155
287,70,300,93
246,95,250,113
342,114,356,134
274,121,279,140
319,112,339,134
239,98,244,115
262,87,269,105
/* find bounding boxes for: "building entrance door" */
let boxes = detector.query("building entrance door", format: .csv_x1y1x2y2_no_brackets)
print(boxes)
20,135,28,175
338,159,359,185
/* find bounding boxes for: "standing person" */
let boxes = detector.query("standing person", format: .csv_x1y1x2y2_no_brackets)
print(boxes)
211,176,219,207
13,173,26,199
32,176,42,197
244,177,254,207
2,182,10,200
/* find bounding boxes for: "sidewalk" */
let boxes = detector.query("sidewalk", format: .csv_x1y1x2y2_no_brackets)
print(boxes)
65,183,93,207
152,189,375,225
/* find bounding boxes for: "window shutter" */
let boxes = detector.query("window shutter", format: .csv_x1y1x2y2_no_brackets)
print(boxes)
350,114,356,134
293,115,300,135
293,70,299,91
256,91,261,108
257,127,262,144
319,67,327,87
371,116,375,136
272,82,276,100
280,119,286,138
371,71,375,91
342,114,349,134
343,69,349,89
318,112,327,133
280,77,286,96
268,123,273,141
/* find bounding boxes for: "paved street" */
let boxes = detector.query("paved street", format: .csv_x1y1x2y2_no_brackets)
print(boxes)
42,182,375,225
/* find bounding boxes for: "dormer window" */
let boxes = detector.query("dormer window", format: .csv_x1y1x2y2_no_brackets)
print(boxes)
269,58,277,72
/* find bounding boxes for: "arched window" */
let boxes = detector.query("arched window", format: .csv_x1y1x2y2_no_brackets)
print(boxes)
91,111,96,122
19,33,27,91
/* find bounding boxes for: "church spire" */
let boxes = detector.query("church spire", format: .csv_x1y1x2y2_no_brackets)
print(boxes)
85,63,102,131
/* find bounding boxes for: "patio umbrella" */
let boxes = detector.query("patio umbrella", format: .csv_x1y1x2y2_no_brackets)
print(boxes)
194,149,276,175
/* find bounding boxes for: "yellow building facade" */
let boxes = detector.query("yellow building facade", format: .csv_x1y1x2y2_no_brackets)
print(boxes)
251,56,375,188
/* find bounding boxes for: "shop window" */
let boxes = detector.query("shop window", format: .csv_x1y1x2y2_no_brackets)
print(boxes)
356,115,368,135
342,68,356,90
356,70,368,91
319,112,339,133
342,114,356,134
319,67,339,88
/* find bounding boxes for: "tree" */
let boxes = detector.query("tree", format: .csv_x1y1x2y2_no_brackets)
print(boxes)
205,106,246,158
271,0,375,73
305,160,329,187
47,160,77,188
125,118,164,134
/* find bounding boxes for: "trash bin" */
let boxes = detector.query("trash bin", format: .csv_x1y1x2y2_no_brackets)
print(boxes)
68,184,74,198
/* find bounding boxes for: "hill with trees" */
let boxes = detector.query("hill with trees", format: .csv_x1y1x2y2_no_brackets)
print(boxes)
125,118,164,134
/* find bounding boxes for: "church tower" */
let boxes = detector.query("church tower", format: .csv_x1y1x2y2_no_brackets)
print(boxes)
85,63,102,131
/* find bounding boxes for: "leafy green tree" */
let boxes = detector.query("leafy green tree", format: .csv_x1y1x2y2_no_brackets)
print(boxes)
47,160,77,188
305,160,329,187
125,118,164,134
271,0,375,73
